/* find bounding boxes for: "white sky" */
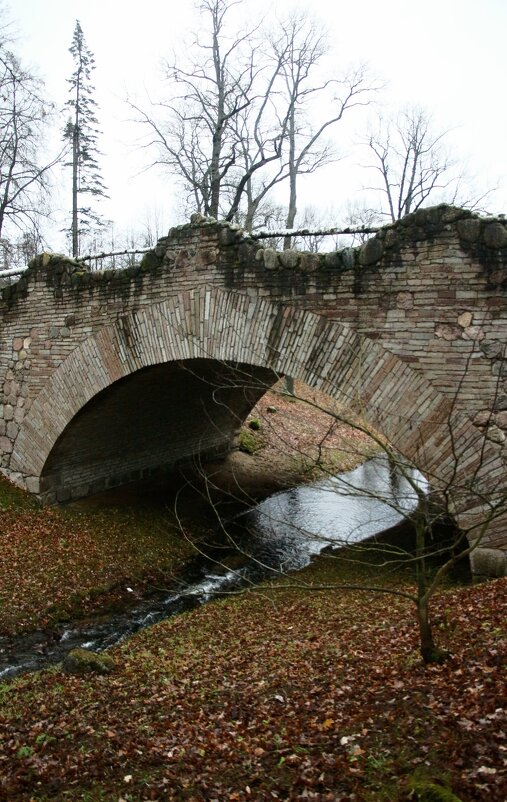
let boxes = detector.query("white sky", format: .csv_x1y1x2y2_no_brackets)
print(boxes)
9,0,507,251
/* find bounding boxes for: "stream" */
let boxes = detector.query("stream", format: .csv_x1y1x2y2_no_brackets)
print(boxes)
0,455,426,679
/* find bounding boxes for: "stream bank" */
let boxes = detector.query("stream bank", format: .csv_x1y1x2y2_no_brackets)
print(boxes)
0,452,462,680
0,383,375,639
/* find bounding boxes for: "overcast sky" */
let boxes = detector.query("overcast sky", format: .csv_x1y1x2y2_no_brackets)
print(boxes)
9,0,507,250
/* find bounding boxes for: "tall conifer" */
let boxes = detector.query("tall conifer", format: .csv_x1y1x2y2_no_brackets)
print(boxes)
63,21,107,257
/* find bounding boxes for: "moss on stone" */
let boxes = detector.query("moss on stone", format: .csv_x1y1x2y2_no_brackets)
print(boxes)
407,778,463,802
239,429,263,454
62,647,115,676
140,251,161,272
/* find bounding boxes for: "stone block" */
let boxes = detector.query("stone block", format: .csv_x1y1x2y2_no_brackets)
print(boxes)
458,311,473,328
25,476,40,494
456,218,482,242
341,248,355,269
396,291,414,309
299,253,320,272
486,424,505,444
324,251,341,269
218,227,238,246
483,222,507,249
196,247,218,268
0,436,13,453
480,339,505,360
359,237,384,266
462,325,484,341
435,323,462,341
279,250,300,269
473,410,492,427
6,421,18,439
262,249,279,270
493,394,507,412
470,547,506,578
495,410,507,429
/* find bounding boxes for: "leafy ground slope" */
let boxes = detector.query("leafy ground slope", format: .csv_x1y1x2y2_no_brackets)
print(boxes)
0,560,505,801
0,385,504,800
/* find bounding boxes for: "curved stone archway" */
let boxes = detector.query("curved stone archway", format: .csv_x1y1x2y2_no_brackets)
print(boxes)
1,204,505,571
39,358,278,502
11,288,502,539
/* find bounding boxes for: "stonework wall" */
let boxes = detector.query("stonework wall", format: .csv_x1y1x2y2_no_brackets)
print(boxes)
0,204,506,568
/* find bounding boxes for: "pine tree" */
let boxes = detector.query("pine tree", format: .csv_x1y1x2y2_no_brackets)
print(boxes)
63,20,108,258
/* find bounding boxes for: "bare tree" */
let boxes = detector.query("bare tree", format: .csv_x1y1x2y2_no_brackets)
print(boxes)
131,0,263,219
361,106,491,222
173,360,506,665
270,16,375,249
0,44,59,243
132,1,376,231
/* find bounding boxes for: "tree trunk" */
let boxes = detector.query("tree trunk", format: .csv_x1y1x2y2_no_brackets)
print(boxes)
417,596,447,664
283,109,297,250
414,513,448,664
284,375,295,396
72,124,79,258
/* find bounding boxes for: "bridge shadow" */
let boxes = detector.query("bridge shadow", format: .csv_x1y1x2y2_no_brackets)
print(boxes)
40,358,277,504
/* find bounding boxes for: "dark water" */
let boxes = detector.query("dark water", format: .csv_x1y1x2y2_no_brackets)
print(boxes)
0,456,426,679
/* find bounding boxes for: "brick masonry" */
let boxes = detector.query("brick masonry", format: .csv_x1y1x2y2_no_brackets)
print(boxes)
1,204,506,573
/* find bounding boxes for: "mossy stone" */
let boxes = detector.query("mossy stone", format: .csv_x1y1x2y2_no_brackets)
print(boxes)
62,647,115,675
456,218,482,242
140,251,160,272
359,237,384,266
279,249,300,269
483,222,507,249
263,248,279,270
239,429,262,454
341,248,356,269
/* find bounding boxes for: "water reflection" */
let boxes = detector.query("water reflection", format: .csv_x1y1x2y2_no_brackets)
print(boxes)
0,455,426,679
236,454,427,571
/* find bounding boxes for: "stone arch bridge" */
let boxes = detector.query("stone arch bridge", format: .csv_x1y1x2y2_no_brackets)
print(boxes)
1,205,507,574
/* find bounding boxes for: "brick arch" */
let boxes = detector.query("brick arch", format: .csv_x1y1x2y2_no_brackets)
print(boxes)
12,286,495,508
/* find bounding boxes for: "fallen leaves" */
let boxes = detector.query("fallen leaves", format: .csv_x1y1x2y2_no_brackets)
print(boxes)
0,387,505,799
0,497,195,635
0,567,505,801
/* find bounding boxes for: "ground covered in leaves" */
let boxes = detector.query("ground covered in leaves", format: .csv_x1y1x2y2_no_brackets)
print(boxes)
0,383,373,636
0,384,504,800
0,495,197,636
0,559,505,801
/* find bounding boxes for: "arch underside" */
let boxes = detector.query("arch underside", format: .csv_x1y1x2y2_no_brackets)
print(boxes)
40,359,276,502
10,287,506,546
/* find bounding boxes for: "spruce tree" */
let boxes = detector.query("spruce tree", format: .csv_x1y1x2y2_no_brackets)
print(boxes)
63,20,108,257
